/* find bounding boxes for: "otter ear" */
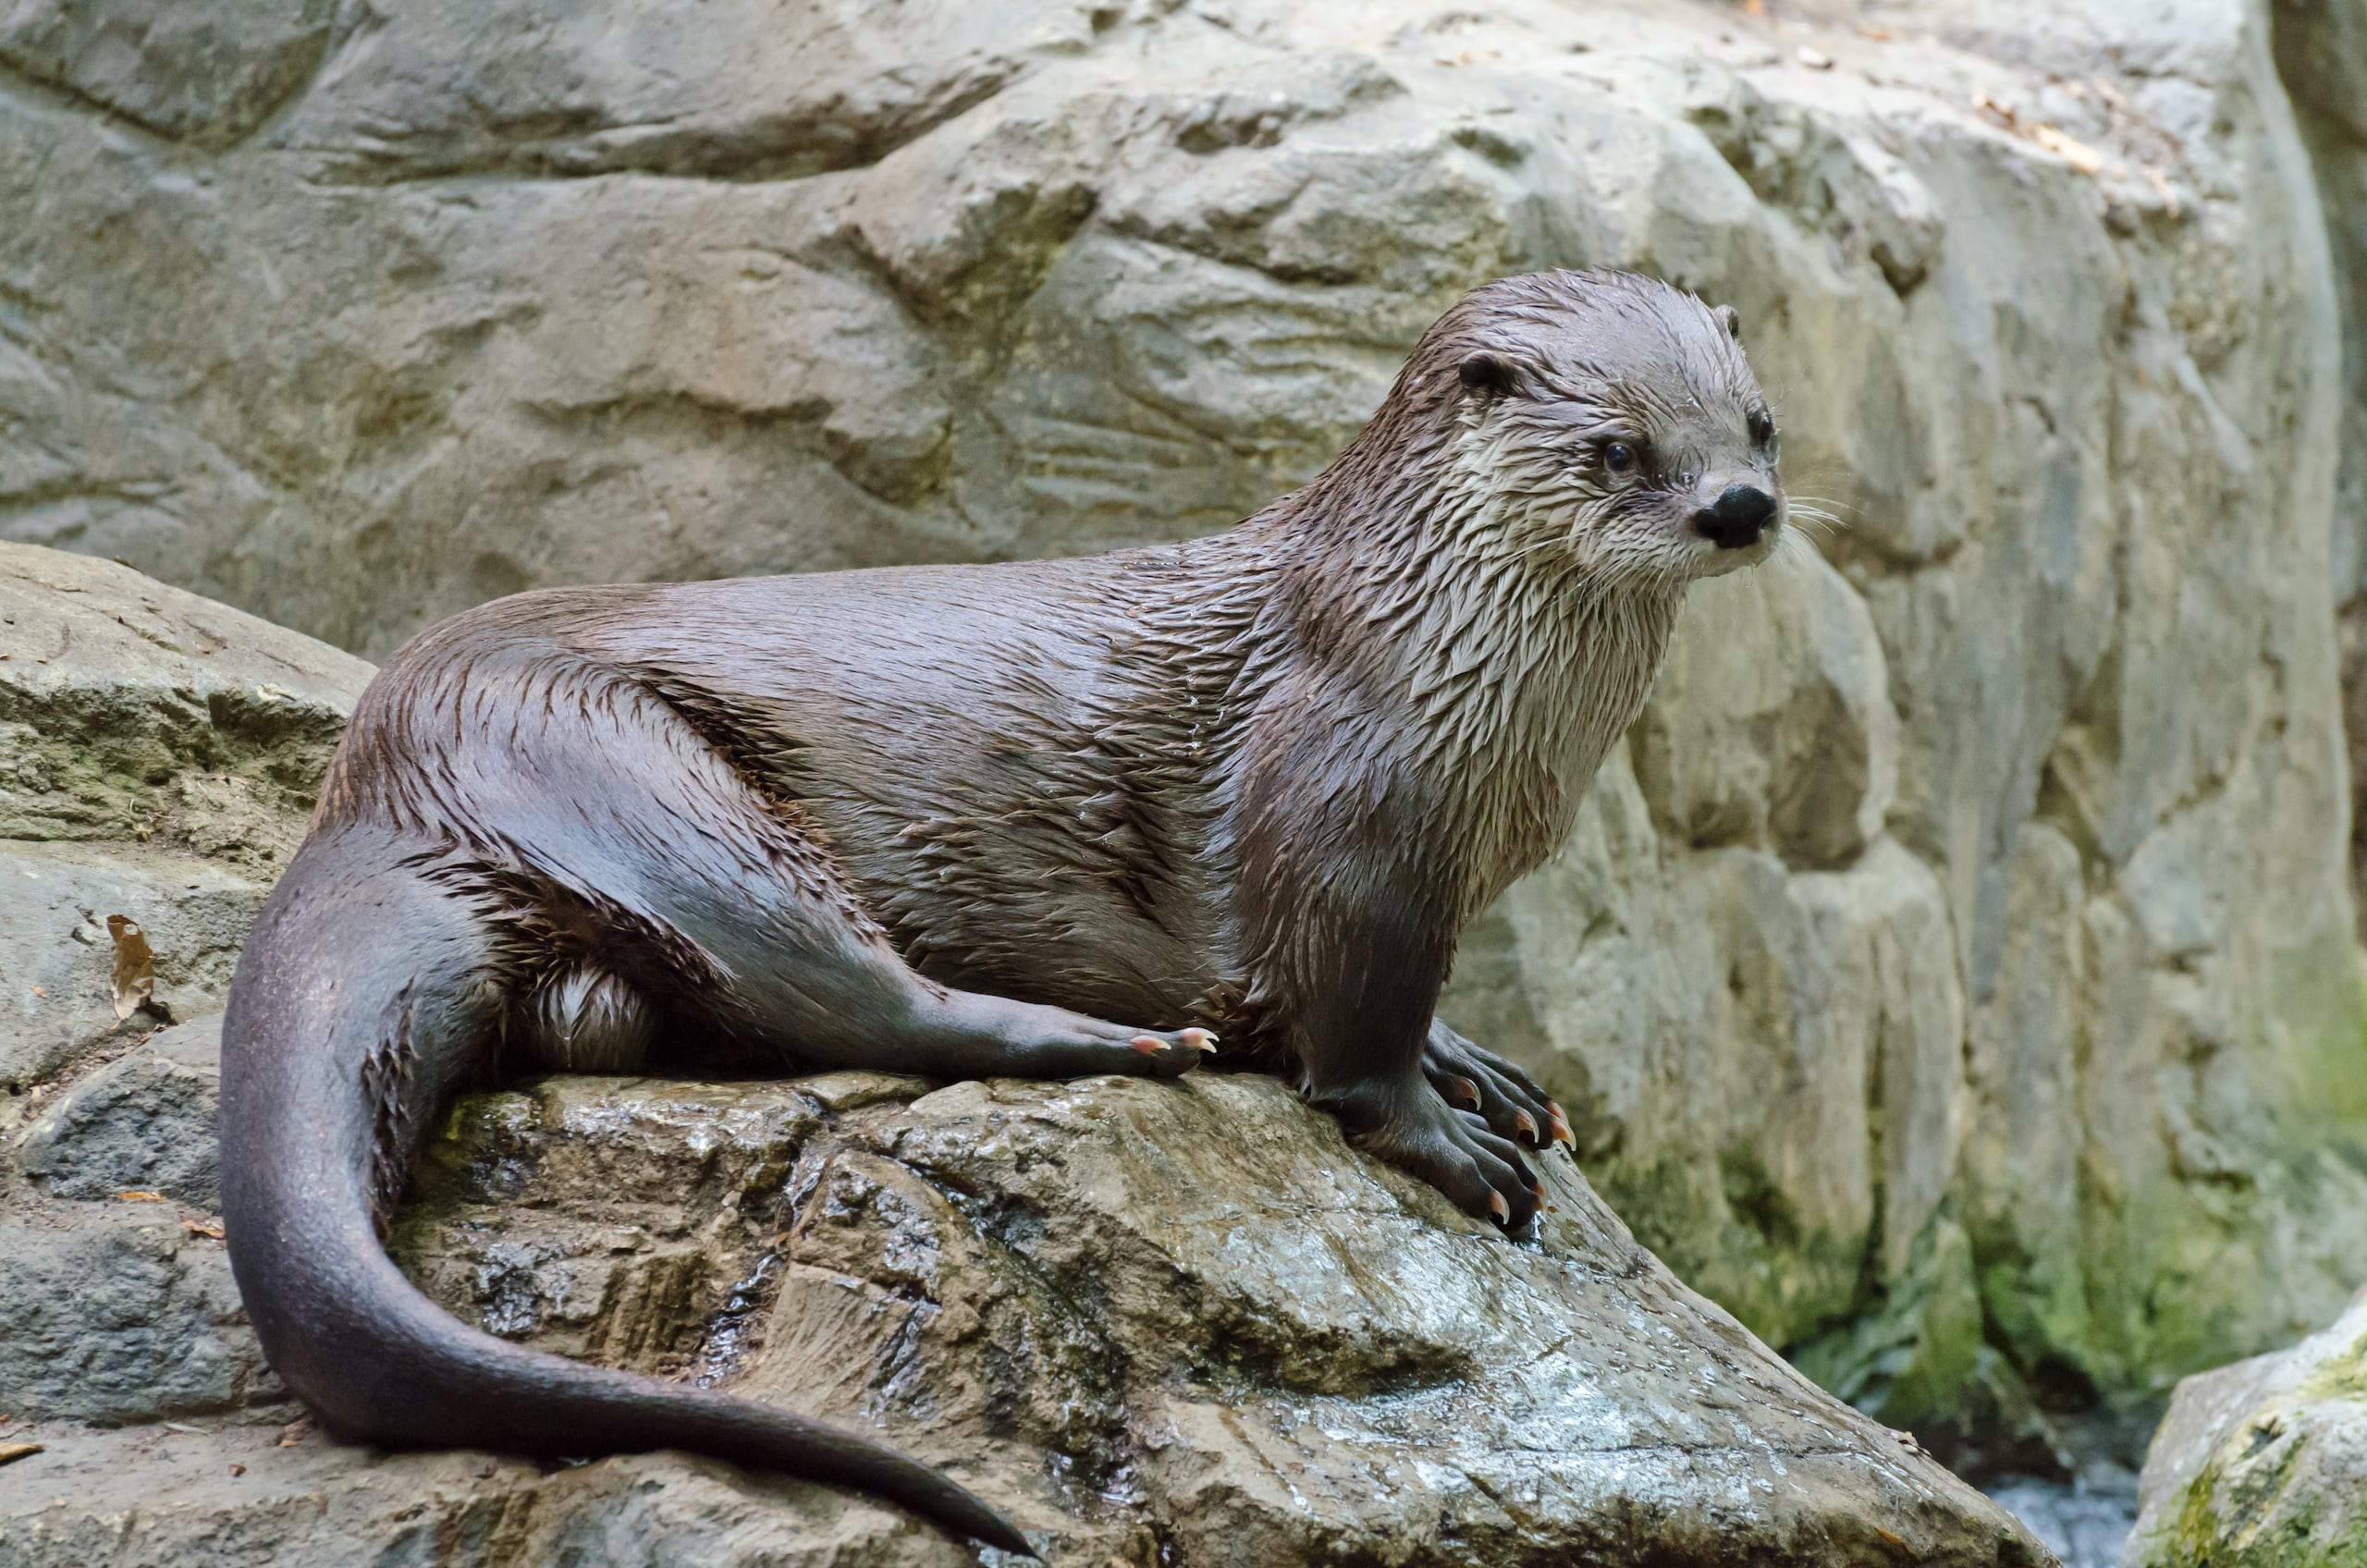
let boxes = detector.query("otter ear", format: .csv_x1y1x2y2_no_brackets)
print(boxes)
1458,351,1516,397
1713,303,1742,339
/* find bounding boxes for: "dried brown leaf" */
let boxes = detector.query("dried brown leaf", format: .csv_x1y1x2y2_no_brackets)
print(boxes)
180,1219,226,1240
0,1443,43,1467
105,913,154,1022
117,1190,166,1203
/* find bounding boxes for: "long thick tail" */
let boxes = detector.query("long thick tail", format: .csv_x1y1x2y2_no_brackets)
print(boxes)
219,825,1030,1556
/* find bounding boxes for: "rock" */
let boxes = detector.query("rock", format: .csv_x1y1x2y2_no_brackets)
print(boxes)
0,544,371,1092
17,1014,224,1206
1633,543,1899,871
0,0,335,146
0,846,259,1093
0,543,370,856
1448,779,1975,1403
0,1068,2050,1566
2121,1285,2367,1566
0,1200,269,1425
0,1432,977,1568
2277,0,2367,956
0,1011,261,1431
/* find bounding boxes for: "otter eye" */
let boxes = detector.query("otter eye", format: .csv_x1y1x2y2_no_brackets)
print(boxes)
1748,408,1775,447
1601,440,1640,475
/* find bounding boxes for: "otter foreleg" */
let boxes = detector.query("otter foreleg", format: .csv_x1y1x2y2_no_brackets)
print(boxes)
1273,884,1545,1232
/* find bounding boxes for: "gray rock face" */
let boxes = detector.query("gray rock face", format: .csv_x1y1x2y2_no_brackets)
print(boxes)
2280,0,2367,953
0,1202,267,1426
0,542,371,1091
0,549,361,1445
0,845,260,1094
0,0,334,146
18,1015,224,1206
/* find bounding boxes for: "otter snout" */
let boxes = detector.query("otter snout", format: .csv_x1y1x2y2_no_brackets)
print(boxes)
1692,482,1778,551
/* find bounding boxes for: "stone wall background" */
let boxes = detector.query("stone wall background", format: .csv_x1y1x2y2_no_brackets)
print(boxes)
5,0,2365,1469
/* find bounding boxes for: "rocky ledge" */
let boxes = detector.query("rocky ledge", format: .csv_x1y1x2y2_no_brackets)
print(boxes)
0,545,2052,1563
6,1040,2051,1566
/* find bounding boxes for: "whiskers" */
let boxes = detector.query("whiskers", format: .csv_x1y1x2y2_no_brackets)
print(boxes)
1781,492,1855,543
1772,523,1822,570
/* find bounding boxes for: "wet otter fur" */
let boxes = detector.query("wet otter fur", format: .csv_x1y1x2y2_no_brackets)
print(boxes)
220,267,1786,1554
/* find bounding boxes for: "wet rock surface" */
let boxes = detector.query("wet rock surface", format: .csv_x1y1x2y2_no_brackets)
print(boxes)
3,1039,2054,1565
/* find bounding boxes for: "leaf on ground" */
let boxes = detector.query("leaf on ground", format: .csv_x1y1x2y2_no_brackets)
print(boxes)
117,1190,166,1203
0,1443,43,1466
105,913,154,1021
180,1219,226,1239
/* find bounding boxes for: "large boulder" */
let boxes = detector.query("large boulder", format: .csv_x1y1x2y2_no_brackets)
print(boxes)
4,1040,2054,1564
2120,1286,2367,1566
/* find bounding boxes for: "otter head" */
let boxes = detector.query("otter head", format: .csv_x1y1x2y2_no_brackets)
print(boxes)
1421,268,1784,586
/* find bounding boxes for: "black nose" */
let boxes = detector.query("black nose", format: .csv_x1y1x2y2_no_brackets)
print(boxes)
1693,483,1777,550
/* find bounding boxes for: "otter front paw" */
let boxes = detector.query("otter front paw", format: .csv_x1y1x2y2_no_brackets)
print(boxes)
1423,1022,1571,1151
1358,1085,1544,1234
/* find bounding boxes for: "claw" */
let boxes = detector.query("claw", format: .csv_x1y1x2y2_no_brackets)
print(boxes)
1487,1191,1510,1222
1528,1177,1547,1200
1130,1035,1166,1055
1514,1108,1538,1141
1450,1075,1482,1109
1181,1027,1220,1053
1548,1105,1575,1150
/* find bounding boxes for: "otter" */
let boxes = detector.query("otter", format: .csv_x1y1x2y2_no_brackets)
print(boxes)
219,268,1785,1555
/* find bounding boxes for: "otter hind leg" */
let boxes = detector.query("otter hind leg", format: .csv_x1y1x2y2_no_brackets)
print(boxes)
436,652,1212,1085
521,967,655,1072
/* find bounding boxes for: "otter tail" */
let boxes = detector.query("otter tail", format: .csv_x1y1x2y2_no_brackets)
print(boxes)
218,825,1031,1557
